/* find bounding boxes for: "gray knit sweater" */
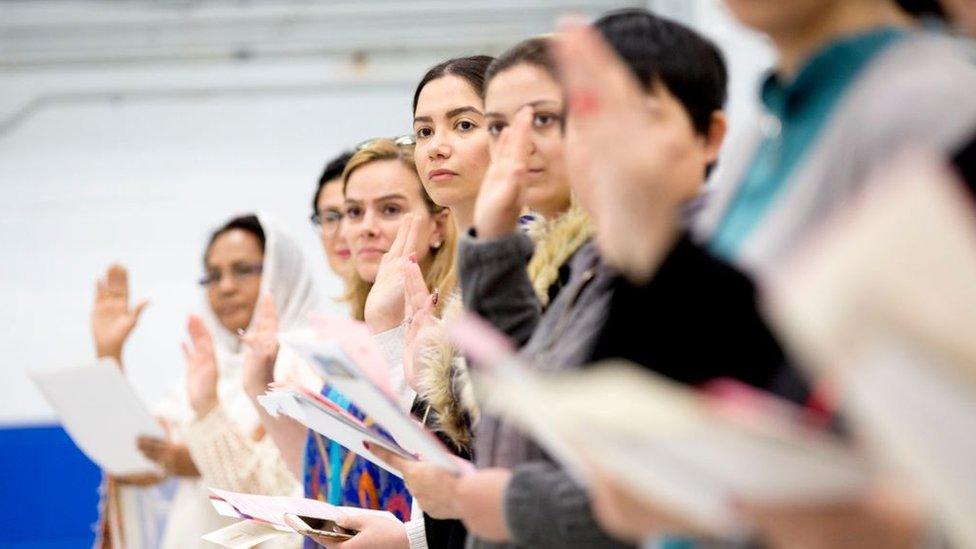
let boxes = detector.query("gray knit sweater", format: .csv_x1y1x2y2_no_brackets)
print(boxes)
458,233,629,549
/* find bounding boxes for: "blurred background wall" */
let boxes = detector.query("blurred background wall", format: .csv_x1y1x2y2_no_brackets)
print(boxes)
0,1,772,545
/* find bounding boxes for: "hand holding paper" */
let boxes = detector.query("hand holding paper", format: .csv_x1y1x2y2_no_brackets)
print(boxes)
31,360,166,476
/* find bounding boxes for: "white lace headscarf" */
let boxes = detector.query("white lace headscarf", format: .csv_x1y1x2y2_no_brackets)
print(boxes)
156,211,322,429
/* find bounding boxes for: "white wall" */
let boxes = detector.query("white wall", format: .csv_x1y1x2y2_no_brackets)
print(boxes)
0,0,774,424
0,65,422,423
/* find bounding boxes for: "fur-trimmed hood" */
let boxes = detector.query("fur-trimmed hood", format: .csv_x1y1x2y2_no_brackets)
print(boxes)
413,205,594,452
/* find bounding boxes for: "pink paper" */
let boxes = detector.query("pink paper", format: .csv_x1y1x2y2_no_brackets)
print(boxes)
210,489,341,525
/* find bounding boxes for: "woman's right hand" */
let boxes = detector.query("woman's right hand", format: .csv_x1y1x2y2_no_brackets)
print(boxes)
472,107,534,239
364,214,422,334
240,293,280,397
91,264,149,363
182,315,220,418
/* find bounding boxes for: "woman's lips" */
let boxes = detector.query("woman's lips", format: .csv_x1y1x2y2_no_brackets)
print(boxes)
428,169,458,183
217,303,246,316
356,247,385,259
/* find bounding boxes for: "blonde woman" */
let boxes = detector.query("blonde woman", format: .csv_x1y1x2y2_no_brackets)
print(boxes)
240,139,456,549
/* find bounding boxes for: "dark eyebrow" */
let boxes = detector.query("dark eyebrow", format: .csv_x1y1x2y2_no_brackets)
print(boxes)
346,193,409,204
446,106,483,119
414,105,483,125
485,99,563,120
373,193,409,202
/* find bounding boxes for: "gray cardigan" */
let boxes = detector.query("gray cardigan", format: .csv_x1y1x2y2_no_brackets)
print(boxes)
458,232,629,549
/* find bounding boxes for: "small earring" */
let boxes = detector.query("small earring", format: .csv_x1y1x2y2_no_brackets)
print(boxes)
432,241,443,250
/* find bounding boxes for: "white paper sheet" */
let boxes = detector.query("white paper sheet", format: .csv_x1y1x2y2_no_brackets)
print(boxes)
30,359,166,475
202,520,287,549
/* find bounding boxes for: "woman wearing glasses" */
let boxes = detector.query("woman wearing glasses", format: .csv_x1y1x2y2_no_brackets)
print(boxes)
311,151,357,287
92,213,321,548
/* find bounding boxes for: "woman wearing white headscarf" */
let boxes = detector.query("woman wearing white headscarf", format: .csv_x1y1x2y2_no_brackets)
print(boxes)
92,212,321,548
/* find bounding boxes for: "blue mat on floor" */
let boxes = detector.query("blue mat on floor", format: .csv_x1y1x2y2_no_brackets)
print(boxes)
0,424,101,547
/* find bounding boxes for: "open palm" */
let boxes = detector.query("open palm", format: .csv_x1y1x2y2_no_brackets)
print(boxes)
183,315,219,418
364,214,422,334
240,292,280,396
92,264,149,362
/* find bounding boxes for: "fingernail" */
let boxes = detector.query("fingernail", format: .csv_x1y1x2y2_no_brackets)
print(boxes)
409,253,418,263
236,328,246,336
363,441,372,450
569,91,600,116
431,289,439,306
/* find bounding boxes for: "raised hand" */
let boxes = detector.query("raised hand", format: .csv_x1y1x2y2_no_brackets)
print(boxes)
92,264,149,363
401,260,438,392
363,214,422,334
182,315,219,418
553,19,686,282
472,107,534,238
240,292,280,397
586,463,711,542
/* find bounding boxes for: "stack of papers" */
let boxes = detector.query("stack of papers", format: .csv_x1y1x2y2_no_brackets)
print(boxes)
259,316,461,475
258,383,415,477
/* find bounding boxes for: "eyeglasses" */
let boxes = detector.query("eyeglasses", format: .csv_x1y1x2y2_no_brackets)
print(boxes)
198,263,263,287
310,208,343,234
354,134,415,150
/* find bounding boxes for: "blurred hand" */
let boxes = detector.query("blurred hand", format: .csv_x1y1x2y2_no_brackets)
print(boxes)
92,264,149,362
554,20,685,283
182,315,220,418
740,485,925,549
587,464,711,542
308,513,407,549
364,214,421,334
454,468,513,542
136,436,199,477
113,472,165,487
240,292,280,397
473,108,534,239
369,444,465,519
401,260,439,392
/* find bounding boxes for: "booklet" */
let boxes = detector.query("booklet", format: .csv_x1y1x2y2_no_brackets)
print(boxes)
763,149,976,548
257,385,416,478
203,488,397,548
450,316,867,538
268,315,462,474
30,359,166,475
